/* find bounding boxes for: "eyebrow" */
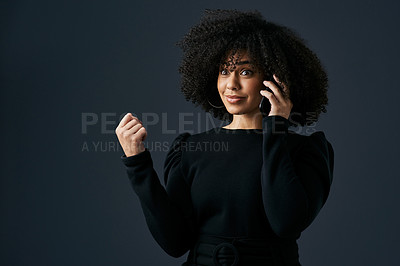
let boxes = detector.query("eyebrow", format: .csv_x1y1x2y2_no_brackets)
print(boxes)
222,60,253,66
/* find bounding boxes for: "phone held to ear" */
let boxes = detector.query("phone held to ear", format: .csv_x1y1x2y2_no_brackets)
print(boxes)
259,74,280,116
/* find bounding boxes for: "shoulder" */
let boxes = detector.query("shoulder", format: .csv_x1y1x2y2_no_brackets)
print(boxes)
164,128,218,165
294,130,334,184
288,129,333,149
164,132,193,164
169,132,192,151
306,131,334,159
172,128,221,147
167,127,223,153
287,130,334,162
308,131,334,173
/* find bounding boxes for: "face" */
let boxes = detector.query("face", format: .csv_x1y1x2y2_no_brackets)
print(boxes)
217,50,264,116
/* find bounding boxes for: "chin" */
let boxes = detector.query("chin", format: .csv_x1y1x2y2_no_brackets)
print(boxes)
226,104,261,116
226,107,248,115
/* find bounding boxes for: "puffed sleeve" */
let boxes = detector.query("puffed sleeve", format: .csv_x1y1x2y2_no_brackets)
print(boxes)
261,115,334,239
120,132,196,257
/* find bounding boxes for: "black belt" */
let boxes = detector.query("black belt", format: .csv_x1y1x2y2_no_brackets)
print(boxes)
183,234,301,266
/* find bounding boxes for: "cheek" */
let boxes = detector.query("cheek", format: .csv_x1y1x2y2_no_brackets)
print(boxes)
247,82,263,99
251,93,263,106
217,79,225,94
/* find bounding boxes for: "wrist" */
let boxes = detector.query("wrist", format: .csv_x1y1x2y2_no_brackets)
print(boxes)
263,115,289,134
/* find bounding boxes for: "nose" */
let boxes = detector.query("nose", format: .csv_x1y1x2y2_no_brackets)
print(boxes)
226,72,240,91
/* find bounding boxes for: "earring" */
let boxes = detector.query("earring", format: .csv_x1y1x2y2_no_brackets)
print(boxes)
207,99,225,108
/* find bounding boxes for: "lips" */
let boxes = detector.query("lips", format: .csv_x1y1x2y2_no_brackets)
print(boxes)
225,95,245,103
225,95,245,99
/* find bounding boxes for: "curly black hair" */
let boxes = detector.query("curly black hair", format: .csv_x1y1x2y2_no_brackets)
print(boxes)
176,9,329,127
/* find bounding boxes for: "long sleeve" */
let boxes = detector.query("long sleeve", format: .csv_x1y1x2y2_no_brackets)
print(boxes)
120,132,196,257
261,115,334,239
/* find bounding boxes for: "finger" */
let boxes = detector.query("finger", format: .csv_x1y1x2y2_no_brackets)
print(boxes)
123,117,142,130
127,123,144,135
118,113,134,128
136,127,147,141
130,127,147,143
263,80,285,103
259,89,270,97
260,89,278,106
273,74,290,98
273,74,284,88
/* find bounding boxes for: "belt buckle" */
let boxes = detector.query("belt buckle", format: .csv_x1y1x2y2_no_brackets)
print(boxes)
212,242,239,266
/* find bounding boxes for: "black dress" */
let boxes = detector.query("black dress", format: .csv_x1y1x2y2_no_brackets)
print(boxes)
121,115,335,266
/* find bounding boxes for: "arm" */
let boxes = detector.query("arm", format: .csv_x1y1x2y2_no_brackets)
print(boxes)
121,132,196,257
261,115,334,238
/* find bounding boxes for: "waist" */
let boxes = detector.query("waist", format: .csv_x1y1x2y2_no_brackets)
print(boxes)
184,234,301,266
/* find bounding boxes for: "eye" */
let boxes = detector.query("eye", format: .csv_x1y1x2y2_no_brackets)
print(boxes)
241,69,253,76
220,69,229,75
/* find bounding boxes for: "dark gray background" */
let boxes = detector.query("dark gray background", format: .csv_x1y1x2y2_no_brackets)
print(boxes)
1,0,399,265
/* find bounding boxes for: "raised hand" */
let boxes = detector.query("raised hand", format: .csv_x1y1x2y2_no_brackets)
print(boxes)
259,74,293,119
115,113,147,157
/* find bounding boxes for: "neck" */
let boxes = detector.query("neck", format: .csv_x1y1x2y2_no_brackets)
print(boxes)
224,110,264,129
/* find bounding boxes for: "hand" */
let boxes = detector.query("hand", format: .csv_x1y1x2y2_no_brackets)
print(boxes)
259,74,293,120
115,113,147,157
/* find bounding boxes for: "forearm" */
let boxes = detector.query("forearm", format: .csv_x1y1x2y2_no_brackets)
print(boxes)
122,149,196,257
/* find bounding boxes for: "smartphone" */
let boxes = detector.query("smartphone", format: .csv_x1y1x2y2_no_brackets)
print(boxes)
259,74,279,116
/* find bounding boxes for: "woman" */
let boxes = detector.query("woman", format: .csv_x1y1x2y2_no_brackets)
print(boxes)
116,9,334,266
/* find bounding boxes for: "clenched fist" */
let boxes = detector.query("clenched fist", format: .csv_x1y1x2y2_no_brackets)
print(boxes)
115,113,147,157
